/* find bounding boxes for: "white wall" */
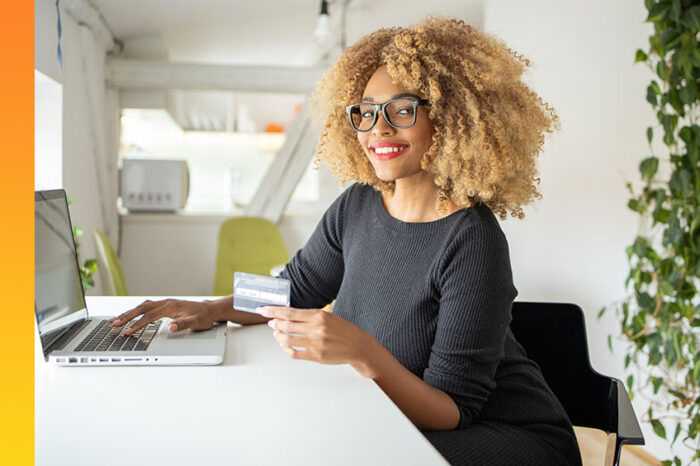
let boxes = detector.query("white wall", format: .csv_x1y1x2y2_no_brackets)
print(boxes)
484,0,682,461
120,209,326,296
35,0,109,294
35,71,62,190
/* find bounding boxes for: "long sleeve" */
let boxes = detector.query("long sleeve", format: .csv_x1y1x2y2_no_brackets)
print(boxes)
325,185,579,463
278,188,349,309
422,221,518,430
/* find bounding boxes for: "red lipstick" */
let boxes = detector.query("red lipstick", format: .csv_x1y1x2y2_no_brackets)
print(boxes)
369,142,409,161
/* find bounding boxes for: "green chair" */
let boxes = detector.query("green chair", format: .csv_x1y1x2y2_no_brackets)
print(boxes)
214,217,290,296
93,229,129,296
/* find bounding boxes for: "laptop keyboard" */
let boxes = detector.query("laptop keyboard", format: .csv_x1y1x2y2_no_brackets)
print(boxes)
75,319,162,352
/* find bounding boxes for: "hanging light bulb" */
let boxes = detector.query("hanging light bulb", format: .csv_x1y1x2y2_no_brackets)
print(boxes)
313,0,333,49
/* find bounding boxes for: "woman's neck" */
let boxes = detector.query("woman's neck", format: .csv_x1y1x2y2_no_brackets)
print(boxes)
382,172,460,223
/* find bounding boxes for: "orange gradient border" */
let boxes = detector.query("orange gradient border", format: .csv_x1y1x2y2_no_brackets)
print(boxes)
1,1,34,464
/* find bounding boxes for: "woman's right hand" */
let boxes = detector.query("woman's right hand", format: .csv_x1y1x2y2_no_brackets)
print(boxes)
108,299,221,335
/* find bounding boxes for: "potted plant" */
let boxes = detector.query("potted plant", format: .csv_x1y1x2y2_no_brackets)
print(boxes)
600,1,699,464
67,197,98,291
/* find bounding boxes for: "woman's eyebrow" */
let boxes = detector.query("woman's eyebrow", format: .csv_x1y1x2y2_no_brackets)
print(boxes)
361,93,421,102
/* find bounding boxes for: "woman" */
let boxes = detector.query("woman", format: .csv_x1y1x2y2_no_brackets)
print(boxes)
111,17,581,465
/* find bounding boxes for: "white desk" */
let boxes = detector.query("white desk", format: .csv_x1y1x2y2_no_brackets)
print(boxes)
36,297,449,466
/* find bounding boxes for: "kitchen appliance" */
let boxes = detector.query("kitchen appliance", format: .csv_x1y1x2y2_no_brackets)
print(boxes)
120,159,189,212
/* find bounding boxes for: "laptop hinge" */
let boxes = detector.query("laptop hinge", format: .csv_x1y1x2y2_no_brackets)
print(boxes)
43,318,91,357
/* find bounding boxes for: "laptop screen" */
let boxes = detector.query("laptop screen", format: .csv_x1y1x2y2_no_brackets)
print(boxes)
35,190,88,343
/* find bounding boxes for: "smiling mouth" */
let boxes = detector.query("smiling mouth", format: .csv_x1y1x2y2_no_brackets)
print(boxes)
370,145,409,160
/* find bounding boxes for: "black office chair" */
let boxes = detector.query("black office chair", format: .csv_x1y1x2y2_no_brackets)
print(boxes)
509,302,645,466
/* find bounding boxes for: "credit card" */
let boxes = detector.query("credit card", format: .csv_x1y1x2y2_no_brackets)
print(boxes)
233,272,291,314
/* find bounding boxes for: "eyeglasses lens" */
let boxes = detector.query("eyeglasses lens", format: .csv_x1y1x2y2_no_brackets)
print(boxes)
350,99,417,131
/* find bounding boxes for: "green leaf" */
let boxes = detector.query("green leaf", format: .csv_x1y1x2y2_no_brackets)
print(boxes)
636,291,653,310
690,214,700,238
633,238,648,258
659,28,680,48
679,125,692,142
663,216,683,247
654,188,667,205
639,156,659,182
669,169,690,194
650,80,661,93
656,60,669,81
679,84,695,105
646,126,653,144
597,306,606,318
647,80,661,102
669,0,681,23
660,112,678,145
635,48,648,63
84,259,98,273
73,226,84,237
681,5,700,31
659,281,675,296
646,85,658,105
690,416,700,440
668,86,685,115
626,374,634,390
677,50,694,82
653,208,671,224
647,3,670,22
607,334,613,353
651,376,663,394
652,419,667,439
628,198,645,213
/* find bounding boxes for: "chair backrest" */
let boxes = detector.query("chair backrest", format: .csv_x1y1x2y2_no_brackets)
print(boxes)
93,229,128,296
509,302,644,466
213,217,290,296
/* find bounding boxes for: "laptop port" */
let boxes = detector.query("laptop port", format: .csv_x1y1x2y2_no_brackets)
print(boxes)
56,358,66,363
90,358,97,362
80,357,88,363
111,358,121,362
124,358,142,362
99,358,108,362
68,358,77,363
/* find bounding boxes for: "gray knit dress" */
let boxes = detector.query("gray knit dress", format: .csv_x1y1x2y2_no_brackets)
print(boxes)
280,183,582,465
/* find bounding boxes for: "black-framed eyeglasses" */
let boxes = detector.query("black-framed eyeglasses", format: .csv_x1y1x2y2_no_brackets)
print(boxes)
346,98,431,132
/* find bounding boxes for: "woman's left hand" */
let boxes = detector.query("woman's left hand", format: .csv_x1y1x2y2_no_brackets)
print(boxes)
258,306,377,378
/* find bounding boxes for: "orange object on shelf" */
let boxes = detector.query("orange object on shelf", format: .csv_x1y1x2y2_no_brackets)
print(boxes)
264,123,284,133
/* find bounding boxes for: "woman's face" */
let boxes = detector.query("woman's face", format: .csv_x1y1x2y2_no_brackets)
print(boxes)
356,65,434,183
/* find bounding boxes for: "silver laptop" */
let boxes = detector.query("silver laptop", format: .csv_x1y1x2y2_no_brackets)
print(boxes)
35,189,226,366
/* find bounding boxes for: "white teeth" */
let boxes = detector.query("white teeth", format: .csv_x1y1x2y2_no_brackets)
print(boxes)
373,146,407,154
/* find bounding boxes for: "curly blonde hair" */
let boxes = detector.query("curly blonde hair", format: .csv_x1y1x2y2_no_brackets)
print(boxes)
310,16,559,219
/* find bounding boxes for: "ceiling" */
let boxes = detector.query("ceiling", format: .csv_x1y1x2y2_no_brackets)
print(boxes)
90,0,483,44
92,0,328,39
87,0,484,131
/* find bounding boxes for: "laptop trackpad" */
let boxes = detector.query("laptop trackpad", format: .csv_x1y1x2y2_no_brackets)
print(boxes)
166,328,218,340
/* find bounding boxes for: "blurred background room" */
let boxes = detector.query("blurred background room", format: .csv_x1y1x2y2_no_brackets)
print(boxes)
36,0,684,462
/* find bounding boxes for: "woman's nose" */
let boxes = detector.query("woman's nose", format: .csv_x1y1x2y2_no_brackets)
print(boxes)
372,112,395,135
